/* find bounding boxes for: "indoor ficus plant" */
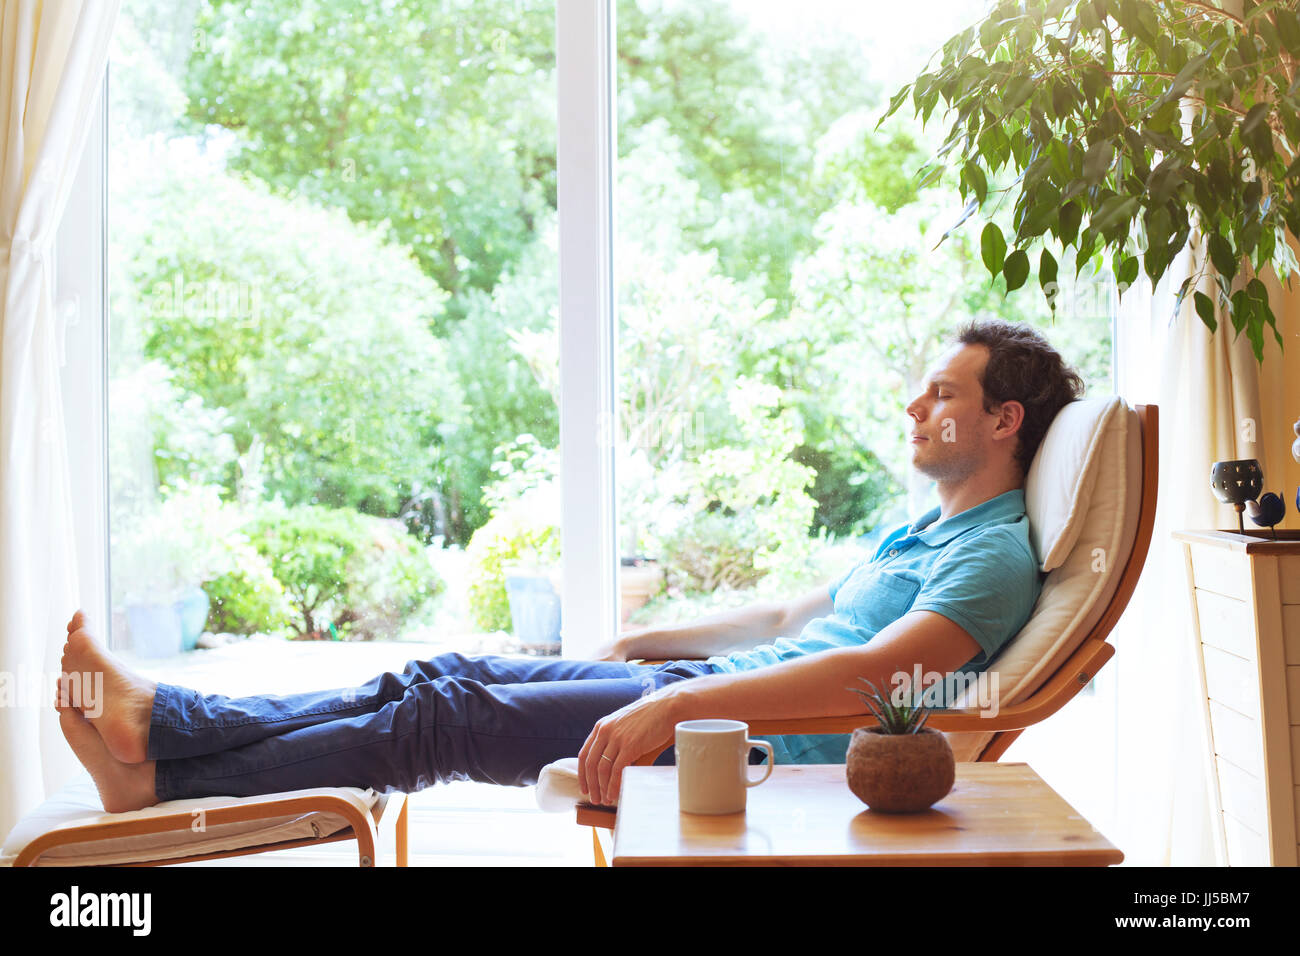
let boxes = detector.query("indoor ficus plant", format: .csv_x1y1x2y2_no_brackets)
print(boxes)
882,0,1300,361
844,678,956,812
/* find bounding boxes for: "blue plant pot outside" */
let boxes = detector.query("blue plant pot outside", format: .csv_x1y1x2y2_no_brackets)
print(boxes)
126,603,182,659
504,574,561,652
176,586,210,652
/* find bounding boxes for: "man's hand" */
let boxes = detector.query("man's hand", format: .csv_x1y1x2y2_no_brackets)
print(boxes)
577,685,683,806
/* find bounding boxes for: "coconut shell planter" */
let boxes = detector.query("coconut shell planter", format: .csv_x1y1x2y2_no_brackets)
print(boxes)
845,677,955,812
845,726,955,813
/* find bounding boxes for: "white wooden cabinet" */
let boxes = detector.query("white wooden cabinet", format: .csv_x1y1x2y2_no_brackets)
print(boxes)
1174,530,1300,866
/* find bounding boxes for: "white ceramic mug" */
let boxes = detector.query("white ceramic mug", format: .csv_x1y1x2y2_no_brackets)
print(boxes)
675,719,774,814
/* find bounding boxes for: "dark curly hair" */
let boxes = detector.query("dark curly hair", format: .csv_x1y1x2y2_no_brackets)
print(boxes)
955,319,1086,476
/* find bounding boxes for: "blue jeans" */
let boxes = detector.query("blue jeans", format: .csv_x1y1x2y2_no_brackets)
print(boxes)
150,653,715,800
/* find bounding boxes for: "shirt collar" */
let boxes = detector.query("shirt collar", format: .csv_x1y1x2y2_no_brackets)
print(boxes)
908,489,1027,547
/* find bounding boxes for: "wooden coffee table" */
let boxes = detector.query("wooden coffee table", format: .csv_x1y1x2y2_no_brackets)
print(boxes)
611,762,1123,866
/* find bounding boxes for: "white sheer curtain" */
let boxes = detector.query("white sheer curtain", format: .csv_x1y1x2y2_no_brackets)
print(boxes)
1111,232,1288,865
0,0,119,839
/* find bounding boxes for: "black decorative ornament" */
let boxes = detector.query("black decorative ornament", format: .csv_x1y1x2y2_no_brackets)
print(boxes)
1210,459,1264,535
1246,492,1285,540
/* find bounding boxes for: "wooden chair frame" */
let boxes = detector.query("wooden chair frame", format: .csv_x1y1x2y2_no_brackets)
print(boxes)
13,790,409,867
577,403,1158,847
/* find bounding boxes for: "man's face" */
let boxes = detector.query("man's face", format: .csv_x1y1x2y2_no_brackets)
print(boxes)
905,343,1005,482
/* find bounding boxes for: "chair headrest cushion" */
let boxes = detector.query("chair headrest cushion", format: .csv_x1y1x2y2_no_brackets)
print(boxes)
1022,396,1124,572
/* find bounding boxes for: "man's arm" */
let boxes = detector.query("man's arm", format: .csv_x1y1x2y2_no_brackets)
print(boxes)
578,609,981,805
592,585,834,661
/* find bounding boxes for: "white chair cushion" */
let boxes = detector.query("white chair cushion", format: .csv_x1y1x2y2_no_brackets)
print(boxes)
1024,397,1124,572
536,757,613,812
946,398,1139,760
1,775,377,866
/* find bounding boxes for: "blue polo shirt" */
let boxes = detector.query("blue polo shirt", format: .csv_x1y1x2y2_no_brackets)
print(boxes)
706,489,1042,764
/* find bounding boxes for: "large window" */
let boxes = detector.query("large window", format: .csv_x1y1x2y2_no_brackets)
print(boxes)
84,0,1113,682
613,0,1112,628
106,0,561,660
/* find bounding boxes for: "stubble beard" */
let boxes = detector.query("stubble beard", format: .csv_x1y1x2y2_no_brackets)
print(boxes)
912,441,981,484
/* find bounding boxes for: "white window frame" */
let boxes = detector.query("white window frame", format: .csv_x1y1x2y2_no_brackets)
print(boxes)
57,79,110,636
556,0,618,656
57,2,621,655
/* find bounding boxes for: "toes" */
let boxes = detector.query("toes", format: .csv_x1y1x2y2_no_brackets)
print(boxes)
67,610,85,634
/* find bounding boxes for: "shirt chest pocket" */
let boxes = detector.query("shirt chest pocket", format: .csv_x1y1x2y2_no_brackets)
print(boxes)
843,570,922,634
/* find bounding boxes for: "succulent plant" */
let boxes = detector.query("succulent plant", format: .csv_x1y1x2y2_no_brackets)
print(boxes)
849,677,932,735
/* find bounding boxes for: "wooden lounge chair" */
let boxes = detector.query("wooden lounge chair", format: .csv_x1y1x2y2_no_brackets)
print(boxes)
546,398,1158,865
3,778,408,867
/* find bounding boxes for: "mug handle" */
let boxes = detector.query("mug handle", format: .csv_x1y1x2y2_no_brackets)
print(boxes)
745,739,774,787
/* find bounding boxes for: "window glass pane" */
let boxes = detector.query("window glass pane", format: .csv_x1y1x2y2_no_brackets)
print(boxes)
615,0,1112,623
107,0,561,667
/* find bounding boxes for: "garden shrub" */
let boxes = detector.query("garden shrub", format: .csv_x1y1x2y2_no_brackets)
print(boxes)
242,504,443,640
205,543,294,635
658,509,769,593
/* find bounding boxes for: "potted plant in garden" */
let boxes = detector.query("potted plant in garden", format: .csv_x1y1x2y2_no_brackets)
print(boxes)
883,0,1299,361
112,489,231,657
844,678,955,813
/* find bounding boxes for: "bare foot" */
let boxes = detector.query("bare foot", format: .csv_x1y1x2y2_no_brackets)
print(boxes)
59,707,157,814
60,609,156,764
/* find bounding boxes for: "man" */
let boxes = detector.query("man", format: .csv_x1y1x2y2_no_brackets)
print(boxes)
56,318,1084,813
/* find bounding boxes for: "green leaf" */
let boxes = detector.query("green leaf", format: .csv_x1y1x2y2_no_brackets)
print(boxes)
1051,80,1075,119
1194,291,1218,333
1258,225,1277,270
1246,318,1265,361
1039,249,1059,311
1003,249,1030,292
1229,290,1252,335
878,84,914,128
1058,201,1083,246
981,222,1007,277
1146,155,1184,204
939,196,981,247
1151,45,1219,111
1174,274,1195,314
1003,74,1037,112
1116,254,1140,287
1236,32,1257,66
1082,140,1114,183
1247,1,1285,21
1017,197,1057,242
1118,0,1156,45
980,17,1003,55
1241,102,1273,157
979,125,1011,170
1277,9,1300,55
1122,127,1151,180
1061,178,1089,203
1091,195,1140,236
1047,138,1072,183
1207,233,1238,282
916,163,946,188
1075,231,1098,276
962,161,988,205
